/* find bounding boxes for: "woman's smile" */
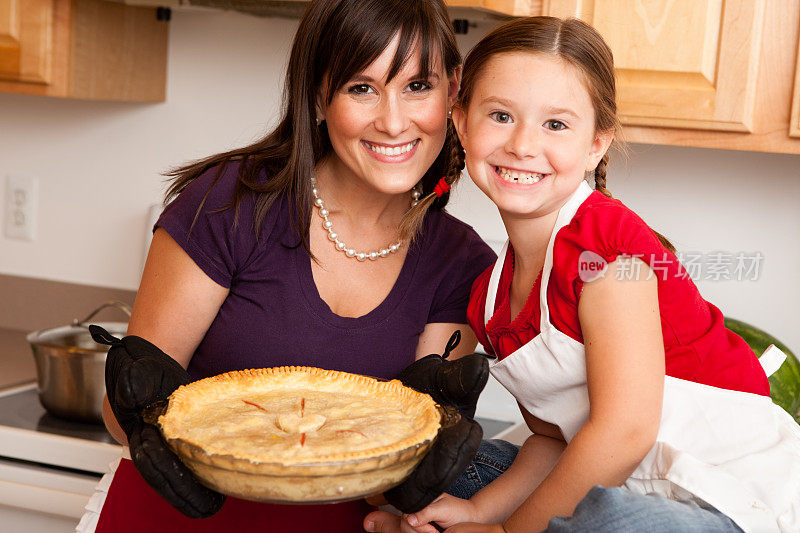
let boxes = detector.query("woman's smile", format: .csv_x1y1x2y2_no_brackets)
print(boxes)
361,138,420,163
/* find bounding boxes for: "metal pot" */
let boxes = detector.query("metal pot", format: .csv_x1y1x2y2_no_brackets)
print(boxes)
27,301,130,424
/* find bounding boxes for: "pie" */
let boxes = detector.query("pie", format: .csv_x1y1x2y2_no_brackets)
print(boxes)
157,366,442,503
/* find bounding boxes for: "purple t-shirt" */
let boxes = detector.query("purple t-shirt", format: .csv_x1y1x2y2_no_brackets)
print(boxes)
156,162,496,381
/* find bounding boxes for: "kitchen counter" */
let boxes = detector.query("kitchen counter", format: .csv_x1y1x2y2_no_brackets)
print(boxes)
0,328,36,389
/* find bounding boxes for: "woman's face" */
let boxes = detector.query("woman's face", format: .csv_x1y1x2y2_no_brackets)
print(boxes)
320,34,458,196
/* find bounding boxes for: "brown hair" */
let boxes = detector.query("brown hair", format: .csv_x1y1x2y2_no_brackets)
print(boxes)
164,0,463,250
457,16,675,251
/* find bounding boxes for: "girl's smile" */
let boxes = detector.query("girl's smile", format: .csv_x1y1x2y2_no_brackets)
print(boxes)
491,164,551,189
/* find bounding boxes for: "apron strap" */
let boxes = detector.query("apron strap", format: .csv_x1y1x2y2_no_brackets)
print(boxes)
482,181,594,348
538,181,594,331
758,345,787,378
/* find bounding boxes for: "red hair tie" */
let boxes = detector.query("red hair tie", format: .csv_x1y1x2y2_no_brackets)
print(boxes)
433,177,451,197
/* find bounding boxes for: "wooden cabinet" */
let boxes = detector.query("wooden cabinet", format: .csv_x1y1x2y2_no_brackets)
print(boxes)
542,0,800,154
446,0,540,16
0,0,52,85
0,0,167,102
253,0,541,17
147,0,540,18
790,36,800,138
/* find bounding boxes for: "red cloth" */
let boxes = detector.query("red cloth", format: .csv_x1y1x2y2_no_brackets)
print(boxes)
467,191,769,397
96,458,373,533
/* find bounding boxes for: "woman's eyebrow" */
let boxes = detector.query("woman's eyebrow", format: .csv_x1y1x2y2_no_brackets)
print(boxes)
348,75,377,84
349,72,440,84
419,72,440,81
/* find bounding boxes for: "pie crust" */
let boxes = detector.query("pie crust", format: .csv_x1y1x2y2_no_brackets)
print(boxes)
157,366,442,503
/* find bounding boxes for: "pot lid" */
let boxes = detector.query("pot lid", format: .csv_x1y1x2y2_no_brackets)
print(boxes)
27,322,128,353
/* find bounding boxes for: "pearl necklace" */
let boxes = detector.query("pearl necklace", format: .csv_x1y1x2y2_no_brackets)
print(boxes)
310,176,420,261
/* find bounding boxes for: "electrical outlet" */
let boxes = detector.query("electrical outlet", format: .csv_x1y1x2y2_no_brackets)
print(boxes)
4,175,38,241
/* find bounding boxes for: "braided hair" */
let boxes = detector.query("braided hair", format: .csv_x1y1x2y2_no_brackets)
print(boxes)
398,118,465,241
593,153,612,198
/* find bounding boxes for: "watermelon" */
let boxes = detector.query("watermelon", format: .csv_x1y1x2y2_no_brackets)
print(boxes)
725,317,800,424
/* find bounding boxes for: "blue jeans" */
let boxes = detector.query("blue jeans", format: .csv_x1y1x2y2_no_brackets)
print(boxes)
447,439,743,533
447,439,519,499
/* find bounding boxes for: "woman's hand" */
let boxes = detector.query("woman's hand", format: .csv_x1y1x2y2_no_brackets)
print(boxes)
384,416,482,513
92,327,225,518
398,329,489,419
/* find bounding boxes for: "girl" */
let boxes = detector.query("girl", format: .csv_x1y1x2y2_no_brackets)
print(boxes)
78,1,496,532
371,16,800,533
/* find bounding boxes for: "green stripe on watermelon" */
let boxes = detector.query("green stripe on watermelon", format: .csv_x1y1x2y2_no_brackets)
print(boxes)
724,317,800,424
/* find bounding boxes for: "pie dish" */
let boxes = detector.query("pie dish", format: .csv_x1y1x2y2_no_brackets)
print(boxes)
151,366,444,504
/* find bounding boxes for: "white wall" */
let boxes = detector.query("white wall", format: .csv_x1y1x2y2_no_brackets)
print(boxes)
1,9,798,354
0,10,293,289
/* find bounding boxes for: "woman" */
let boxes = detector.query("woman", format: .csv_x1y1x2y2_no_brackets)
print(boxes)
77,0,496,532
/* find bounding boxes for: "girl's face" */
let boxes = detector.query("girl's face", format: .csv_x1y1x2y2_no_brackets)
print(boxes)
453,52,611,219
320,34,458,196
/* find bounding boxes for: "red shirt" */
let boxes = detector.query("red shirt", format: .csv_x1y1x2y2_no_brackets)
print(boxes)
467,191,769,397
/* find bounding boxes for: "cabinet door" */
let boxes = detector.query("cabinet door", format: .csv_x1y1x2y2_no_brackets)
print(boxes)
545,0,765,132
446,0,538,16
0,0,52,84
790,34,800,138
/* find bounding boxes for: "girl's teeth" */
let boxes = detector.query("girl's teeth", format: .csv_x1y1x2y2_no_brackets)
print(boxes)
366,140,417,156
496,166,545,184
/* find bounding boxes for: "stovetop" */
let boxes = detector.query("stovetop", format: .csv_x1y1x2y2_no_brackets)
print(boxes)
0,384,115,445
0,383,122,474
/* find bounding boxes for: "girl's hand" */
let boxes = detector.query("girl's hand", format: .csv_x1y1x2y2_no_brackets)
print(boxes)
403,493,479,531
364,510,433,533
365,494,478,533
444,523,506,533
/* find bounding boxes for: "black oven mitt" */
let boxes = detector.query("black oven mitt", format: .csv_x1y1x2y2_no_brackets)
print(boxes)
90,325,225,519
394,330,490,420
384,415,482,514
384,330,489,514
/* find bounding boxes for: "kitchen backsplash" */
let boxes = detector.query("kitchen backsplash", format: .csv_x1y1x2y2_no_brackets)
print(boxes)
0,274,135,333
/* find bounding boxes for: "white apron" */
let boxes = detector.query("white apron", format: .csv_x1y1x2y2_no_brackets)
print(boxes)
483,181,800,533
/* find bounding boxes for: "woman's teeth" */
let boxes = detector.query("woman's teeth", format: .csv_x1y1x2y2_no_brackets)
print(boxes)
365,140,418,156
496,166,545,184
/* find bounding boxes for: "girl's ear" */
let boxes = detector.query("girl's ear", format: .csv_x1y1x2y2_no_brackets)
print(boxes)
447,67,462,109
587,130,613,172
451,105,467,145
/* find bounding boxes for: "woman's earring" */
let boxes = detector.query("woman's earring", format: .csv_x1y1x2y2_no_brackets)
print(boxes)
316,116,323,126
447,109,452,119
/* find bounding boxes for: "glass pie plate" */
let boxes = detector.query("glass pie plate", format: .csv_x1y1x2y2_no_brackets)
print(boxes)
142,367,457,505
